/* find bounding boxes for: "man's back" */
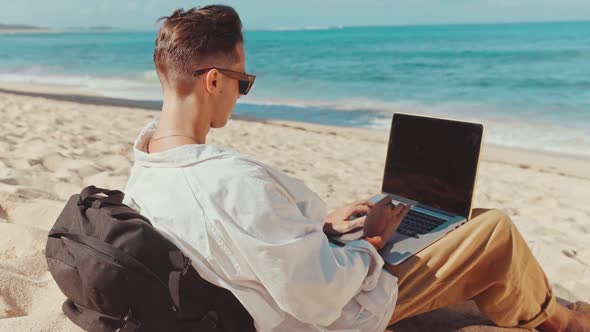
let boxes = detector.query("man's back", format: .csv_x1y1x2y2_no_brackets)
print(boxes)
123,119,397,331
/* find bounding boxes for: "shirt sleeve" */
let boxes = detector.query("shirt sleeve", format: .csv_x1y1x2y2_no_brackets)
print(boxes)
214,173,386,326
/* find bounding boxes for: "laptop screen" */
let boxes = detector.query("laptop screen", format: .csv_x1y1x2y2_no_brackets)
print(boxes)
382,113,484,218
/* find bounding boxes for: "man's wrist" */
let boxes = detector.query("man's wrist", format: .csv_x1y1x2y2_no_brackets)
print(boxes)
361,236,383,251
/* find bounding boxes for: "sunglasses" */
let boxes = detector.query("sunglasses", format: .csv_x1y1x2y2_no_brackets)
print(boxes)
193,67,256,95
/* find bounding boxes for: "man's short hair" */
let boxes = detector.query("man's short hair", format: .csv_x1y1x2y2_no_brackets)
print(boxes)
154,5,243,79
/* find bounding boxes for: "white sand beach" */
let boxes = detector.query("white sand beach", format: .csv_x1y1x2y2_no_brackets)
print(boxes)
0,86,588,331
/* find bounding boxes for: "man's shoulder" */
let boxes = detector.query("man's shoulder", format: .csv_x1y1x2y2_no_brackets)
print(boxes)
186,151,273,184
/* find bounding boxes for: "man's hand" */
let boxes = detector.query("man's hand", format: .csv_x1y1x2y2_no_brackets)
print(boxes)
323,200,374,235
363,197,410,250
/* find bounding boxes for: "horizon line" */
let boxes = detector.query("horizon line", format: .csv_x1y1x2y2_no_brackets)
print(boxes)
2,18,589,33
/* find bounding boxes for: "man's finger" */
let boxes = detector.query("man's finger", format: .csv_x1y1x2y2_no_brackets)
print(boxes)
350,205,370,216
392,203,406,216
350,216,367,229
397,205,411,221
376,196,391,206
349,199,373,207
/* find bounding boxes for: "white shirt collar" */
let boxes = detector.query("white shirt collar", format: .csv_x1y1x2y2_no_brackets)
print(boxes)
132,118,236,168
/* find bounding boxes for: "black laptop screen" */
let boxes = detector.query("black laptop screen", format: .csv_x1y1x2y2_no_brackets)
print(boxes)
382,114,483,218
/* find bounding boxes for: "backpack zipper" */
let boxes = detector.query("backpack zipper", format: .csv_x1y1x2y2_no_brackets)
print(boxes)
60,236,174,300
61,236,126,269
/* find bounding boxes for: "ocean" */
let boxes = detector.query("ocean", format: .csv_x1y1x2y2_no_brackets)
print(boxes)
1,21,589,157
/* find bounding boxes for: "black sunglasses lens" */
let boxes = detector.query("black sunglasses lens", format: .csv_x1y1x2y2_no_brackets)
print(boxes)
238,80,250,95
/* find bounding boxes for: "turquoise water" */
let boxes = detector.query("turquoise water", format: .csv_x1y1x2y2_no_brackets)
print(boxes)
1,22,589,156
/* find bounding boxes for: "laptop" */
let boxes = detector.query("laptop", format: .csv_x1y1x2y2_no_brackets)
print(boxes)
330,113,484,265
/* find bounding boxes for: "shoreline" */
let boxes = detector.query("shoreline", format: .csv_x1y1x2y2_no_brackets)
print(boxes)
1,83,588,181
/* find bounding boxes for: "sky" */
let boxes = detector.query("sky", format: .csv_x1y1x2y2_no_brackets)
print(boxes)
1,0,589,30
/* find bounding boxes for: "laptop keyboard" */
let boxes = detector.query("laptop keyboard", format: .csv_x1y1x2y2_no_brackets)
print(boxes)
397,210,447,238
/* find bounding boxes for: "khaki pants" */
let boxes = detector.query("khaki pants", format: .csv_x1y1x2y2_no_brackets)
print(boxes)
386,209,556,329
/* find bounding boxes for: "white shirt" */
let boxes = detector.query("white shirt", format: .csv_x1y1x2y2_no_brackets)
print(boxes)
123,120,398,332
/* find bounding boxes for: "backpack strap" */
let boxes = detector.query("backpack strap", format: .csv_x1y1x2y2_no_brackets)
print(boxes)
168,252,248,332
168,251,191,311
79,185,125,209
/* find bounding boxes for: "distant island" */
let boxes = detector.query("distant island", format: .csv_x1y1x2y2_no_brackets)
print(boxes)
66,25,119,31
0,23,52,33
0,23,126,34
88,25,116,31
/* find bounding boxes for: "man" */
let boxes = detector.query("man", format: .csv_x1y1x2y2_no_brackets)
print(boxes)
123,5,589,332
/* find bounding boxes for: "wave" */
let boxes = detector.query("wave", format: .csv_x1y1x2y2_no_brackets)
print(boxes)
140,70,160,83
0,64,64,75
240,96,497,117
0,70,162,100
0,69,585,122
0,69,488,118
239,97,590,157
368,114,590,158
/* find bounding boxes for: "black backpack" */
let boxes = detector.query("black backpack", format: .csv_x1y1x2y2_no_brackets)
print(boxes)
45,185,255,332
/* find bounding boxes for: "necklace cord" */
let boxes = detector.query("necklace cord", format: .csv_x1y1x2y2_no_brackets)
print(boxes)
146,134,200,154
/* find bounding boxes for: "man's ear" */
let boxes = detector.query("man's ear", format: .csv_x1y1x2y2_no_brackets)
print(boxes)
205,69,218,94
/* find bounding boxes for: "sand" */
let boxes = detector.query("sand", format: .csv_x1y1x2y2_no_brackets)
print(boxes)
0,86,588,331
